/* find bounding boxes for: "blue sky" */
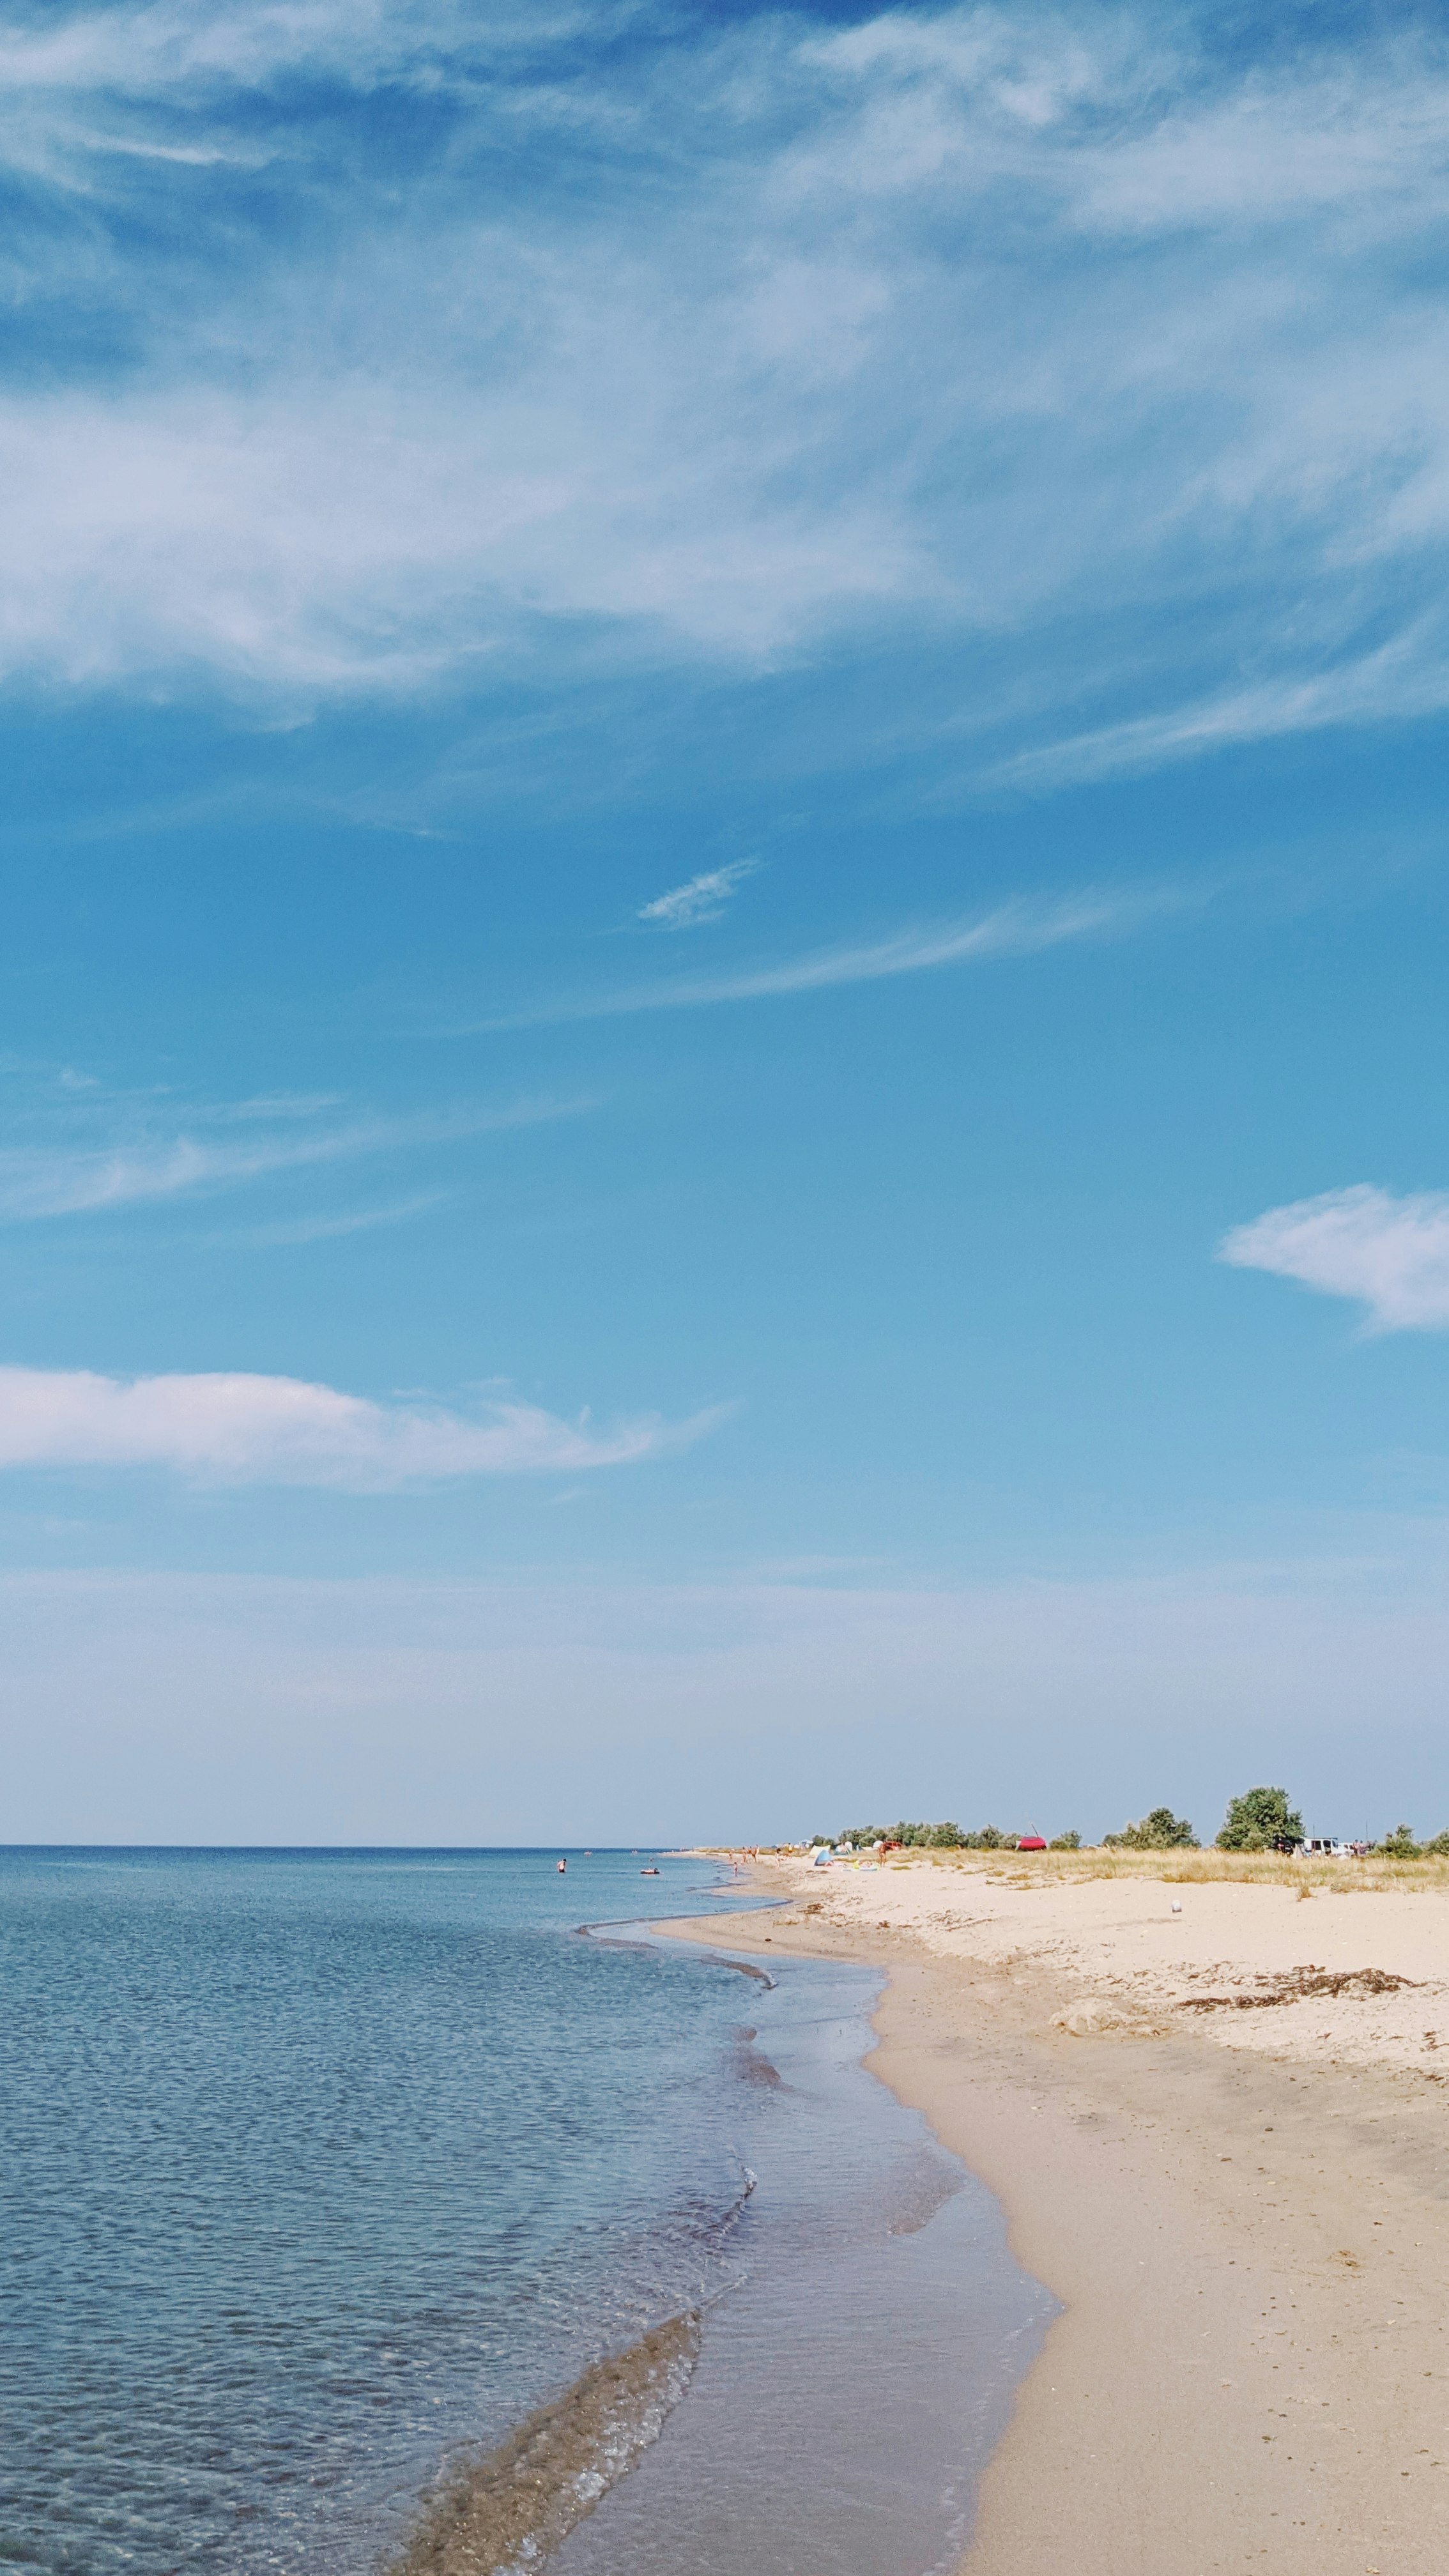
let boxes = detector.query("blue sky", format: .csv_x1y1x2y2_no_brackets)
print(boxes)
6,0,1449,1844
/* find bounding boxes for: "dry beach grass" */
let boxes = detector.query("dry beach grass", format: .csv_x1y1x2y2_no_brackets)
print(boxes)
965,1845,1449,1898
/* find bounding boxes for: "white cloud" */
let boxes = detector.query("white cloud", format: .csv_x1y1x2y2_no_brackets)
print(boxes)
0,0,561,98
0,1094,586,1220
0,1363,723,1486
1220,1185,1449,1333
0,4,1448,774
987,621,1449,790
637,859,757,930
487,884,1188,1025
217,1193,454,1248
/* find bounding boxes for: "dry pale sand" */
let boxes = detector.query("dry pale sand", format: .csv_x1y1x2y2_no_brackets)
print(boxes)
666,1853,1449,2575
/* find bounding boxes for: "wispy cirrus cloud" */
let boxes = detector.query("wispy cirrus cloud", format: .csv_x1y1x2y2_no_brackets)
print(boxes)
0,0,550,99
987,624,1449,791
0,1363,724,1487
0,1092,588,1222
484,885,1188,1027
217,1192,454,1249
2,3,1449,781
1220,1186,1449,1333
637,860,757,930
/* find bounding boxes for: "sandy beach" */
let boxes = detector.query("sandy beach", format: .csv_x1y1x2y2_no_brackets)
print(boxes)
666,1852,1449,2575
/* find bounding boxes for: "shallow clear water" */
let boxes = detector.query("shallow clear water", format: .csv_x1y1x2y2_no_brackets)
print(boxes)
556,1930,1055,2576
0,1850,1054,2576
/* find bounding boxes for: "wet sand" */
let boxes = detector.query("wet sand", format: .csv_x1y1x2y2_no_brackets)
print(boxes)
665,1857,1449,2575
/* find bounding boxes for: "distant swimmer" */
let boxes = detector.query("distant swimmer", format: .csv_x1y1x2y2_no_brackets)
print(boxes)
640,1866,661,1876
556,1858,567,1873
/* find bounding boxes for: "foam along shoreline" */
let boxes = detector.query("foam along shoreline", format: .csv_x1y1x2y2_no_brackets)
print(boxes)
662,1852,1449,2576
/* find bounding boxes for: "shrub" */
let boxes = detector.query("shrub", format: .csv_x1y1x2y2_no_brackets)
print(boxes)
1375,1823,1422,1859
1216,1786,1303,1851
1105,1805,1198,1850
1423,1832,1449,1857
836,1820,1021,1852
840,1820,968,1850
1048,1830,1082,1850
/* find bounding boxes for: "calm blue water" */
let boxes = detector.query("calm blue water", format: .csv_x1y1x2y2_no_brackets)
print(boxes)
0,1849,1054,2576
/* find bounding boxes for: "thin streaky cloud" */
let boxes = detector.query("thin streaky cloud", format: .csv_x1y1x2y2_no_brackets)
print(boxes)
0,1094,594,1222
638,860,758,930
208,1090,346,1123
81,131,258,165
0,1362,728,1489
986,623,1449,792
217,1192,454,1248
1220,1186,1449,1335
480,888,1186,1029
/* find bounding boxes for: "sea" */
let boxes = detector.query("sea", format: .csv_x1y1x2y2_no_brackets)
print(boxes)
0,1847,1055,2576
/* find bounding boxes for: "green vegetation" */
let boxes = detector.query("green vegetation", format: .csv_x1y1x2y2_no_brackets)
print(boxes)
1372,1824,1449,1858
836,1820,1031,1850
815,1795,1449,1865
1216,1785,1304,1851
839,1820,975,1849
1103,1805,1197,1850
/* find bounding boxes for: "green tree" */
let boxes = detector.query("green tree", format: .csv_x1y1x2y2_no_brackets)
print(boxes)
841,1821,970,1850
841,1819,1015,1851
1048,1830,1082,1851
1376,1823,1422,1858
1105,1806,1197,1850
1422,1831,1449,1857
1216,1786,1304,1851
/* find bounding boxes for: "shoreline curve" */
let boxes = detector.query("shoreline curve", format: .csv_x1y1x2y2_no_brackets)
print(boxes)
660,1855,1449,2576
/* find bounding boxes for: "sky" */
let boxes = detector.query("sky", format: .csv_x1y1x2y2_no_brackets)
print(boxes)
4,0,1449,1845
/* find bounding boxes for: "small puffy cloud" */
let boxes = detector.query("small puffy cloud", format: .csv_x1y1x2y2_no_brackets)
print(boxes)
1219,1184,1449,1333
0,1365,723,1487
637,861,757,930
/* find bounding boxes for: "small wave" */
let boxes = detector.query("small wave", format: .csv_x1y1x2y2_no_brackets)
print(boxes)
717,2163,756,2232
732,2040,782,2089
386,2312,702,2576
882,2149,964,2241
